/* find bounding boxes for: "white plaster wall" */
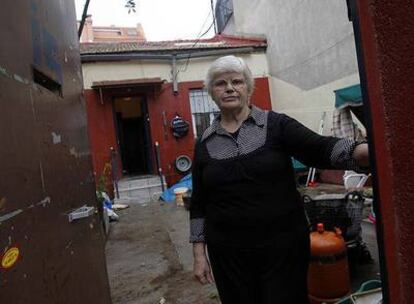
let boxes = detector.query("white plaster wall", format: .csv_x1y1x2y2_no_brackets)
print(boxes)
222,0,360,132
176,53,269,82
226,0,357,89
82,61,170,89
82,53,269,89
269,72,361,135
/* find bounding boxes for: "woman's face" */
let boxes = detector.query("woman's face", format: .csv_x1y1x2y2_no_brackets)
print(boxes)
211,72,250,112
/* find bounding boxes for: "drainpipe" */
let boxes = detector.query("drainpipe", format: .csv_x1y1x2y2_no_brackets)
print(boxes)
78,0,91,39
172,54,178,94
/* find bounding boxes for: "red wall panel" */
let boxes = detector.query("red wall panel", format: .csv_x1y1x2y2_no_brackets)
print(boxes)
84,90,119,186
356,1,414,302
85,77,272,187
147,77,272,185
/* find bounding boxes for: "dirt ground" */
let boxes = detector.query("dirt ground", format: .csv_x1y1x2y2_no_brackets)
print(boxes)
105,184,381,303
105,202,220,304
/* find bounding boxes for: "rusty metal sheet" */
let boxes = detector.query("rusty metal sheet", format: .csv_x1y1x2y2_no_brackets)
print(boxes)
0,0,111,303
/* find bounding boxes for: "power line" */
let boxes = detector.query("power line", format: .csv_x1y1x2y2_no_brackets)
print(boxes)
211,0,217,34
178,21,215,73
196,9,213,39
178,8,216,74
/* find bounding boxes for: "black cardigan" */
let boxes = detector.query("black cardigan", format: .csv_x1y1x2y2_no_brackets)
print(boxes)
190,110,356,248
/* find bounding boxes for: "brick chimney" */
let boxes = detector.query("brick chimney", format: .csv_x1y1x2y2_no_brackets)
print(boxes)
80,15,94,43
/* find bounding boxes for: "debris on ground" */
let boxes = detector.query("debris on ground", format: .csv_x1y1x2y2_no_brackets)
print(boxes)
112,203,129,211
105,202,220,304
159,297,166,304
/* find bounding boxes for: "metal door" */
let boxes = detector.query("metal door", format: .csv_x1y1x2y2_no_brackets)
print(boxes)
0,0,111,303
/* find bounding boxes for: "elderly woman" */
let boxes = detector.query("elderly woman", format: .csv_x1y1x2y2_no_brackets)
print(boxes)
189,55,369,304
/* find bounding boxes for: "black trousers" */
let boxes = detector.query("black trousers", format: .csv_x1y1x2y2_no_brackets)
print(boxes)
207,223,310,304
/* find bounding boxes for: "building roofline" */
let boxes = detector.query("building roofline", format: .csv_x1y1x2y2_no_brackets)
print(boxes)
81,47,264,63
80,34,267,57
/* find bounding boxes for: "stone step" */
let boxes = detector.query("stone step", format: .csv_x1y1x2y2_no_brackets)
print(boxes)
117,175,163,191
113,196,159,205
114,175,166,204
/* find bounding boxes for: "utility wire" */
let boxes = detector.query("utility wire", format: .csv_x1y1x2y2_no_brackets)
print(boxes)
178,21,215,73
211,0,217,34
196,9,214,39
178,9,216,74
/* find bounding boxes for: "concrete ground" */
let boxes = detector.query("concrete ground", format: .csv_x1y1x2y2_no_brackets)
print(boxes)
105,201,219,304
105,184,381,303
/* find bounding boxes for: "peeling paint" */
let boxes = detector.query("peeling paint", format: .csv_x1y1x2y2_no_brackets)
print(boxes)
13,74,29,85
29,89,37,121
0,65,38,91
0,210,23,223
51,132,61,144
65,241,72,250
69,147,78,157
0,66,11,79
36,197,51,207
0,196,51,224
39,162,46,194
69,147,89,158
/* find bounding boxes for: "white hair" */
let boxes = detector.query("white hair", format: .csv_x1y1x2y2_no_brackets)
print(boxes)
205,55,255,95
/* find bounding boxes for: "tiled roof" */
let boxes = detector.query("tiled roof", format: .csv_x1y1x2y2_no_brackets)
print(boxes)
80,34,267,54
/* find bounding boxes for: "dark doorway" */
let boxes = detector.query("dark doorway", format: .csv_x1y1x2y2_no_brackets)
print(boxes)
114,96,152,175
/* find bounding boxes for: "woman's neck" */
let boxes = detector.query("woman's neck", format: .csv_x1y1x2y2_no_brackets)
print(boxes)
220,106,251,133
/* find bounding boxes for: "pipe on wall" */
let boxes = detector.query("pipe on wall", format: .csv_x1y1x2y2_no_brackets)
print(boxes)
172,54,178,94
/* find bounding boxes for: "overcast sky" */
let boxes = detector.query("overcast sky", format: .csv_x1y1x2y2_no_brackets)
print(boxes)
74,0,216,41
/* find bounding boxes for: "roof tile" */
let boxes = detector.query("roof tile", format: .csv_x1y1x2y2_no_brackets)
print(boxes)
80,35,267,54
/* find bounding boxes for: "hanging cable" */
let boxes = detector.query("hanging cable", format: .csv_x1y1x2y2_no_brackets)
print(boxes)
174,7,217,75
211,0,217,34
178,20,215,73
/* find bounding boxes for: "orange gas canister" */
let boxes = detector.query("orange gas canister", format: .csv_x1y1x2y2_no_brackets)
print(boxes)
308,223,350,304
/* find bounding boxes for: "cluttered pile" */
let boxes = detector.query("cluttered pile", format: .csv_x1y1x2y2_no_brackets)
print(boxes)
98,191,129,234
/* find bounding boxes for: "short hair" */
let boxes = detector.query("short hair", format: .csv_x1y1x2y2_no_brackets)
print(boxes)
205,55,255,96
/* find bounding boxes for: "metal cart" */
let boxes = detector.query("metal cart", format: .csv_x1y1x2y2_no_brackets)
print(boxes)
303,191,365,246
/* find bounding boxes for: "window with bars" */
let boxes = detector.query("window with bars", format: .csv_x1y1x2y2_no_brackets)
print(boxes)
189,89,220,138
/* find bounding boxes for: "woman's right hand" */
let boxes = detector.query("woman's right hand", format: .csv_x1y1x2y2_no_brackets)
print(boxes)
193,243,214,284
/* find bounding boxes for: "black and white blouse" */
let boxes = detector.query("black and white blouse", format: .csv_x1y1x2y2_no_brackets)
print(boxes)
189,105,364,247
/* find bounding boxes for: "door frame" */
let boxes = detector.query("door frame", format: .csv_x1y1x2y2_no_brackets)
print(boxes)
111,93,154,176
